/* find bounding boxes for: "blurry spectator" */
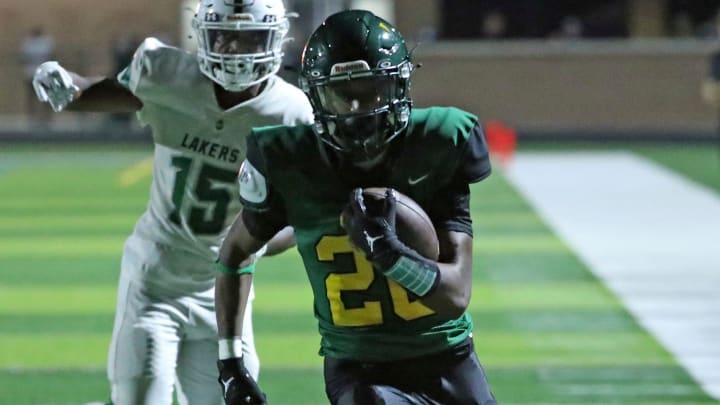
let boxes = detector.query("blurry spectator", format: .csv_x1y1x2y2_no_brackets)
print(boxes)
440,0,627,39
551,15,585,39
670,10,695,36
702,48,720,103
701,41,720,150
414,25,438,44
482,10,508,39
20,27,54,124
440,0,484,38
580,0,628,37
668,0,720,36
503,0,555,37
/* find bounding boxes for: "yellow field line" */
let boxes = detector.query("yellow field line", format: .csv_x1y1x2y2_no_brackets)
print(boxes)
118,156,153,187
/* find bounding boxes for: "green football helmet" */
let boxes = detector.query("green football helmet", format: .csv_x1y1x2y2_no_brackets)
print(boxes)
300,10,413,167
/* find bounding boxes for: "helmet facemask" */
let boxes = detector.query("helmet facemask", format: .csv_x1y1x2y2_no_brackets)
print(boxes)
303,61,413,167
192,0,289,92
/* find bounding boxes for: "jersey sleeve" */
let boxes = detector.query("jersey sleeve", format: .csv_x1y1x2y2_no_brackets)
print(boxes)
428,181,473,237
116,37,193,102
457,122,492,184
238,133,288,240
427,120,490,237
116,37,160,95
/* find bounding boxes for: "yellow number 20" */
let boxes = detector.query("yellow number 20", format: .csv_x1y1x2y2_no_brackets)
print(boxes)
317,235,434,327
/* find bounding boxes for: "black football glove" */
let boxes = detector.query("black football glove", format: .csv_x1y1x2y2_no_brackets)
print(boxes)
341,188,442,297
217,358,267,405
341,188,405,271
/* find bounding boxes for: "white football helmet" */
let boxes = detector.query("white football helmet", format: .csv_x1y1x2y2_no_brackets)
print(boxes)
192,0,290,91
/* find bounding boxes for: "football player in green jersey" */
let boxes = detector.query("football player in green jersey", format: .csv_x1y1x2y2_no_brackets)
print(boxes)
31,1,313,404
216,9,498,405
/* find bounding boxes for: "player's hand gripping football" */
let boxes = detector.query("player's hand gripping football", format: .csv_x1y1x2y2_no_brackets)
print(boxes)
32,61,80,112
341,188,404,269
342,188,441,297
217,358,268,405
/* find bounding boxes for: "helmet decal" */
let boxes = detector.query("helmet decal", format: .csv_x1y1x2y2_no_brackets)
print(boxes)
226,14,254,22
330,61,371,75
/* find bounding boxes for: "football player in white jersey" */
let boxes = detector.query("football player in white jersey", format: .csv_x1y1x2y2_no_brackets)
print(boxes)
31,1,313,404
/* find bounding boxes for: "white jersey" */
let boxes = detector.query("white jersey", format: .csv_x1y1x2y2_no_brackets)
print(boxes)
117,38,313,285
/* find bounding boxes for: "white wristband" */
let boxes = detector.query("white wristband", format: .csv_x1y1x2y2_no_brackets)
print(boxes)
218,337,244,360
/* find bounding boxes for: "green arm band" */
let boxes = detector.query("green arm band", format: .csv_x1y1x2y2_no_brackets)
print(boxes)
383,255,440,297
216,261,256,275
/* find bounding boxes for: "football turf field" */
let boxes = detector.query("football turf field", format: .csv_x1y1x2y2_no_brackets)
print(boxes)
0,143,718,405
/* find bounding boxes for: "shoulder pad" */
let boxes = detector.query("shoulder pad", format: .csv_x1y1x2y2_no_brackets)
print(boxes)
411,107,478,142
120,37,167,92
117,37,199,103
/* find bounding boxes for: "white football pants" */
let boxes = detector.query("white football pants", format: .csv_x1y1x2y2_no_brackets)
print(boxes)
107,236,258,405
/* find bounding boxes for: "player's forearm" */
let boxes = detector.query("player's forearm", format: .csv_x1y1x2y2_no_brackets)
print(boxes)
66,75,142,112
416,231,474,319
215,272,253,337
67,72,104,93
216,214,271,336
216,224,264,337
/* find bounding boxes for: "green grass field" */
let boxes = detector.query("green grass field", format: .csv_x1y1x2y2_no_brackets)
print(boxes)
1,143,719,405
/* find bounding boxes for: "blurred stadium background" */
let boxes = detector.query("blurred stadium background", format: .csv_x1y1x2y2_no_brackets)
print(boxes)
2,0,720,404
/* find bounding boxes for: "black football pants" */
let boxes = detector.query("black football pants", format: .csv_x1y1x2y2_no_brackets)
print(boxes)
324,338,498,405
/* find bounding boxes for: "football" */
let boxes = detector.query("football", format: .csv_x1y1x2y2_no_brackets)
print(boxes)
360,187,440,260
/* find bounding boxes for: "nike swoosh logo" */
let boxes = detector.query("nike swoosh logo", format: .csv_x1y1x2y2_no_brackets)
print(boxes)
408,174,429,185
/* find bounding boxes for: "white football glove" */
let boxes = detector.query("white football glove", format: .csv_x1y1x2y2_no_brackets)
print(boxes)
32,61,80,112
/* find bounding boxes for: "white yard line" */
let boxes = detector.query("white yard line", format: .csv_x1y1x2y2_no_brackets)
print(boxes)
505,151,720,399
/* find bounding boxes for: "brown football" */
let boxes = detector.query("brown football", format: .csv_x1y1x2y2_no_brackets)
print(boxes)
360,187,439,260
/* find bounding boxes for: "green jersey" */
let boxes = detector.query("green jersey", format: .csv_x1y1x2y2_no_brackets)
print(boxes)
239,107,491,361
